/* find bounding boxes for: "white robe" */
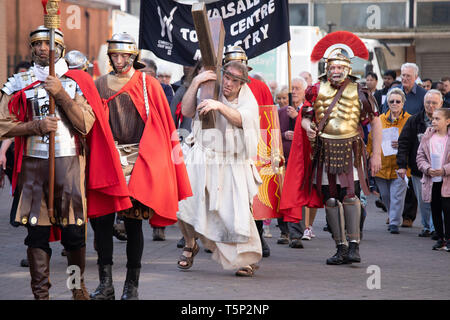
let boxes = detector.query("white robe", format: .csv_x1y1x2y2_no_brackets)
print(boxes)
177,84,262,270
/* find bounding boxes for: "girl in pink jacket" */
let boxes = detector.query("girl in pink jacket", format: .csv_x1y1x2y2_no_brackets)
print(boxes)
416,108,450,252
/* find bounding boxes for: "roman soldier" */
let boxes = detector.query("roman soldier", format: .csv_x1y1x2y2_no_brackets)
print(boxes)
90,33,191,300
0,26,131,299
64,50,93,72
281,31,382,265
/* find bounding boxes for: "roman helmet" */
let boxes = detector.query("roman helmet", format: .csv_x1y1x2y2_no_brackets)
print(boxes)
223,45,253,71
107,33,145,73
29,25,66,63
64,50,93,71
310,31,369,84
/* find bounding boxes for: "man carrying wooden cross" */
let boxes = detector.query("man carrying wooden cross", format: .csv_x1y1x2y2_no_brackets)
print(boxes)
177,60,263,277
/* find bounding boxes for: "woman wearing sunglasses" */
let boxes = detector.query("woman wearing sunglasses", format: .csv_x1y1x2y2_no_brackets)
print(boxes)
367,88,411,234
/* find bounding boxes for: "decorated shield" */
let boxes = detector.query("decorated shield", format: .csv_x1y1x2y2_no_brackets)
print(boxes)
252,105,285,220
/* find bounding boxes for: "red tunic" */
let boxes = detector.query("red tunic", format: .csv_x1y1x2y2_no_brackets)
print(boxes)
102,70,192,227
279,83,324,223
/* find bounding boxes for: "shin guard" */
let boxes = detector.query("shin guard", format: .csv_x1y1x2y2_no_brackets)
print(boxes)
325,198,347,246
343,196,361,243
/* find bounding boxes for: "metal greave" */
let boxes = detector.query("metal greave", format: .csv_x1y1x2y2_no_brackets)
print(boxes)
325,198,347,246
343,196,361,243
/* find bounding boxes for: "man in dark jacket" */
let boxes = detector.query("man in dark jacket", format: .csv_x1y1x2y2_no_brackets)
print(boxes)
374,70,396,112
381,63,427,115
397,89,443,237
442,77,450,109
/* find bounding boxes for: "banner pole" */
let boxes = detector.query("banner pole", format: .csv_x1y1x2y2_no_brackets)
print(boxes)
287,41,293,106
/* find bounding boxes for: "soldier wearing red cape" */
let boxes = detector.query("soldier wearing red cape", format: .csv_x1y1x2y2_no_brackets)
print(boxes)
89,33,191,300
281,31,382,265
0,26,131,300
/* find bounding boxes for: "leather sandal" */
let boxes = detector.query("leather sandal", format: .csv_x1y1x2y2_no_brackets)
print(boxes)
235,264,259,277
177,242,199,270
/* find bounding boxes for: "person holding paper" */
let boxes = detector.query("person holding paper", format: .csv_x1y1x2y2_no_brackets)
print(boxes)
367,88,411,234
397,90,444,237
416,108,450,251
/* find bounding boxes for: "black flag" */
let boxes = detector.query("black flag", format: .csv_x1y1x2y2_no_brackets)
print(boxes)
139,0,290,66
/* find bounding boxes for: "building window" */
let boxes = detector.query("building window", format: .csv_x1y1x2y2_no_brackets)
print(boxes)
417,1,450,27
128,0,140,17
314,2,407,32
289,4,309,26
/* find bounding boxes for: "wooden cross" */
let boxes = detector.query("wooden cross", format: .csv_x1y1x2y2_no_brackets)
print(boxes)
191,2,225,129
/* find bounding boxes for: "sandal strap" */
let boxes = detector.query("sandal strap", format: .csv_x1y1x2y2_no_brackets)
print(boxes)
182,246,194,252
236,265,254,276
178,255,191,262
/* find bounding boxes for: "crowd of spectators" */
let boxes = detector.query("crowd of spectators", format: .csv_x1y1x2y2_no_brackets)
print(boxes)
264,63,449,252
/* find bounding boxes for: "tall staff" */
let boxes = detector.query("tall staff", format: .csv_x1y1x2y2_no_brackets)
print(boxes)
287,41,293,107
42,0,61,224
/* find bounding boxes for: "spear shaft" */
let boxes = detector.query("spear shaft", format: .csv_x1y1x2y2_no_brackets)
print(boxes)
42,0,61,224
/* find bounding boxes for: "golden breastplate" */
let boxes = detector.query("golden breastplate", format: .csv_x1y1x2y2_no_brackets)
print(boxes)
314,81,361,139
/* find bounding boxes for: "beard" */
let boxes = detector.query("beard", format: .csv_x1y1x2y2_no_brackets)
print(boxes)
31,46,64,67
328,70,346,86
32,52,49,67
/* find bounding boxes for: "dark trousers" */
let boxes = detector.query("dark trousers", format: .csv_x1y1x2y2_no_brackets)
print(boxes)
402,179,417,221
287,220,305,239
90,213,144,269
277,218,289,235
25,225,86,257
431,182,450,240
2,141,21,227
277,213,305,239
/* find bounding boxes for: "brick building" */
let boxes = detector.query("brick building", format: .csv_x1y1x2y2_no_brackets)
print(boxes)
3,0,120,79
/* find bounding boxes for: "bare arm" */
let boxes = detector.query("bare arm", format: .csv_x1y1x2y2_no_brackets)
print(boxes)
198,99,243,128
5,117,59,137
0,138,13,170
181,70,217,118
301,117,317,140
44,76,91,134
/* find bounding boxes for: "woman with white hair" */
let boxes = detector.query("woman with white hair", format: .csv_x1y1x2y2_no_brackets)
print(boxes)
367,88,411,234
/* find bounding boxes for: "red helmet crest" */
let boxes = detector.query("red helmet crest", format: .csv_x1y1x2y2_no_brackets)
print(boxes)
310,31,368,63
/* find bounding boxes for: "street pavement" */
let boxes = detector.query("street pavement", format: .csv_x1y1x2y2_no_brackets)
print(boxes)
0,179,449,301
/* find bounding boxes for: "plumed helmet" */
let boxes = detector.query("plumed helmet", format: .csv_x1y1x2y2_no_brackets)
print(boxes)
223,46,252,71
29,25,65,58
64,50,93,71
107,33,145,70
310,31,368,70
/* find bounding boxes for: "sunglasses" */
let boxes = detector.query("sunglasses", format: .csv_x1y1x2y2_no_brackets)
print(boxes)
389,99,402,104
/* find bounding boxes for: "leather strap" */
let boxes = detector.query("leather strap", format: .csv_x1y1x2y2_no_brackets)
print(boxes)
358,84,378,119
317,78,350,134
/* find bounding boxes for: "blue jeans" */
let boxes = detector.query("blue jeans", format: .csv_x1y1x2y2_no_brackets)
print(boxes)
375,177,408,227
411,175,435,232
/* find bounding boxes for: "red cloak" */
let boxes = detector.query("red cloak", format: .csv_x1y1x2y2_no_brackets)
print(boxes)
247,76,274,106
65,70,132,217
279,84,323,223
103,70,192,227
7,69,132,241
